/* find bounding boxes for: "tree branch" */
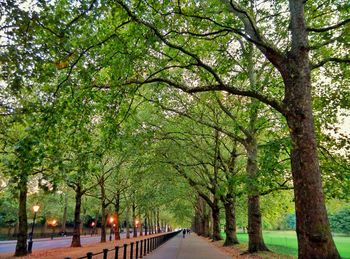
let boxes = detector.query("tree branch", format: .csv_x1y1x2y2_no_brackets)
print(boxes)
307,18,350,33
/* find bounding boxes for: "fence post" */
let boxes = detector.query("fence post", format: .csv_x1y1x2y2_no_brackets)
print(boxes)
103,248,108,259
136,241,139,259
123,243,128,259
130,242,134,259
140,240,143,258
87,252,93,259
147,238,150,253
114,246,119,259
144,238,147,256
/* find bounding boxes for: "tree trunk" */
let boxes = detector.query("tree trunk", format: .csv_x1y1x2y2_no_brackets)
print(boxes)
100,205,106,242
15,175,28,256
132,202,137,238
126,206,130,239
222,195,239,246
71,185,82,247
144,216,148,236
114,194,121,240
100,180,107,243
211,198,222,241
149,213,153,234
61,193,68,233
156,209,161,233
246,139,268,252
139,208,143,236
279,2,340,257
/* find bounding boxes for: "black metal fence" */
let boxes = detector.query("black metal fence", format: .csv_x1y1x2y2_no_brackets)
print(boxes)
64,230,180,259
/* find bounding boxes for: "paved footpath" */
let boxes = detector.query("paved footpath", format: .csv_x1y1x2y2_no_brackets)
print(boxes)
144,233,231,259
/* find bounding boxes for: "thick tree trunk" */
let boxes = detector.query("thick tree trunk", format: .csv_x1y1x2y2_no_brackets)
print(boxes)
126,206,130,239
138,208,143,236
211,198,222,241
246,139,268,252
149,213,153,234
280,2,340,257
132,203,137,238
114,194,121,240
222,195,239,246
15,175,28,256
144,216,148,236
156,209,161,233
100,206,106,242
100,181,107,242
71,185,82,247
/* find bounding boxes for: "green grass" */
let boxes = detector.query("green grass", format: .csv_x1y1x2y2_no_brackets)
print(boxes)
221,231,350,258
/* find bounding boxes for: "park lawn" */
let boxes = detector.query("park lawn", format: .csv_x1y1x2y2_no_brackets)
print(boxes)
221,231,350,259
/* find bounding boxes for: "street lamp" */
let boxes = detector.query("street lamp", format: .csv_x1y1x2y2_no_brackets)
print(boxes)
109,216,114,241
28,205,40,253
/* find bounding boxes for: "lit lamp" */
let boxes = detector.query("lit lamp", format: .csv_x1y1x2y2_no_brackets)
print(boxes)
28,205,40,253
109,216,114,241
135,219,139,227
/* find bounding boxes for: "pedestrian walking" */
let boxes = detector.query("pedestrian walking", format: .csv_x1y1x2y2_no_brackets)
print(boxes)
182,228,186,238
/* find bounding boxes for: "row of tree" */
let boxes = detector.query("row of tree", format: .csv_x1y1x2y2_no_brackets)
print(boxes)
1,0,349,258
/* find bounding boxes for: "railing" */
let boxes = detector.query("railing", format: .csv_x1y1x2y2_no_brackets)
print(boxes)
64,230,180,259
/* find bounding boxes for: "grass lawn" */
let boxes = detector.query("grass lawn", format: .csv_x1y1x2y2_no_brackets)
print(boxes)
221,231,350,258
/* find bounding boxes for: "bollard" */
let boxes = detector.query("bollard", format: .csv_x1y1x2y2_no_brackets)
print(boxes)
144,238,147,256
123,243,128,259
103,248,108,259
136,241,139,259
130,242,134,259
140,240,143,258
114,246,119,259
87,252,93,259
147,238,150,253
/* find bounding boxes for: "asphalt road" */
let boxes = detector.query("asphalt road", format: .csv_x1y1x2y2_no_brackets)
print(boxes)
0,233,129,254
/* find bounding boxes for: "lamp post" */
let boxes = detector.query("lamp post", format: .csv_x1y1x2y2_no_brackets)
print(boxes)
28,205,40,253
109,217,114,241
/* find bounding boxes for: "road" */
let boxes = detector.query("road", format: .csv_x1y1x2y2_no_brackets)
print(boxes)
0,233,130,254
143,233,231,259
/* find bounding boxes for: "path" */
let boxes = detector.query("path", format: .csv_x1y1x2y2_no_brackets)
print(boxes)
144,233,231,259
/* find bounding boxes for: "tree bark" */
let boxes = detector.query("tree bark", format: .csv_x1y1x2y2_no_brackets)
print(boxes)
144,216,148,236
100,180,107,242
114,193,121,240
222,195,239,246
278,1,340,257
246,139,268,252
100,206,106,242
132,202,137,238
156,209,161,233
211,197,222,241
15,175,28,256
126,206,130,239
71,185,82,247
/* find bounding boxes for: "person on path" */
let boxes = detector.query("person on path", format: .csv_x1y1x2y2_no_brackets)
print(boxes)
182,229,186,238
